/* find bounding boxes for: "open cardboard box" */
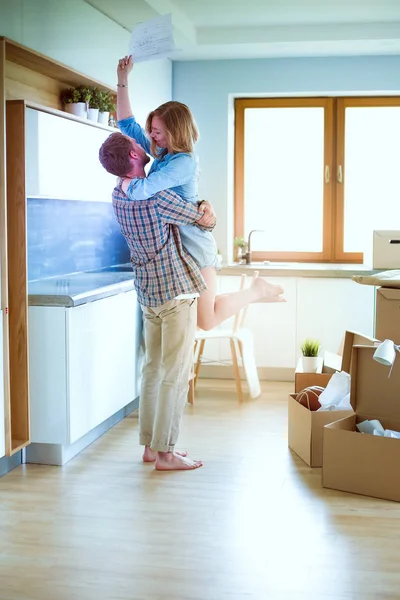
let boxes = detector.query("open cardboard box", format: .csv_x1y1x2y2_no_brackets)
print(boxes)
289,331,378,468
375,288,400,345
323,345,400,502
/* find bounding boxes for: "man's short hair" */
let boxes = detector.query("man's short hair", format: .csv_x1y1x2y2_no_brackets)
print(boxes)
99,132,132,177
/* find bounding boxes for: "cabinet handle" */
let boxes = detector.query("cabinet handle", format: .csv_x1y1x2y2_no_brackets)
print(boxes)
324,165,330,183
337,165,343,183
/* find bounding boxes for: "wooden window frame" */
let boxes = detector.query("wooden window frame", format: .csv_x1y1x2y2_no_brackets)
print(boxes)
334,96,400,263
235,97,335,263
235,96,400,264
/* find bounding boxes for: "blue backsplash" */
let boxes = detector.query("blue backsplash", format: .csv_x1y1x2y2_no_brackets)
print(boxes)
27,198,130,281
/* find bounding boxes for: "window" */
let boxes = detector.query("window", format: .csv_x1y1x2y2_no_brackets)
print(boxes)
234,97,400,264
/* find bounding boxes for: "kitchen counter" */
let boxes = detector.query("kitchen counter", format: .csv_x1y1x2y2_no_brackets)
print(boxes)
28,270,135,307
27,261,380,307
219,262,379,278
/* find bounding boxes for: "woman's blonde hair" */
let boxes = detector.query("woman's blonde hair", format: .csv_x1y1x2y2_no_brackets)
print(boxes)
145,101,199,157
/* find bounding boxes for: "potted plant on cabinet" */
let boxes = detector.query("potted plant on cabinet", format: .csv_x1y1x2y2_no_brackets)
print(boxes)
61,85,92,118
87,88,102,122
98,91,116,125
300,338,322,373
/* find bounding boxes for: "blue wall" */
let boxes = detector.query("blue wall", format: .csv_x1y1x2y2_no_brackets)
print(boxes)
173,55,400,259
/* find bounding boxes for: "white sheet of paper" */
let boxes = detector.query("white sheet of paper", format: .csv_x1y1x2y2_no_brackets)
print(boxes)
129,14,178,63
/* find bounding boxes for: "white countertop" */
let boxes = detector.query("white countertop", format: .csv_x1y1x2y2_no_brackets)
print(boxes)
28,270,135,307
219,262,378,278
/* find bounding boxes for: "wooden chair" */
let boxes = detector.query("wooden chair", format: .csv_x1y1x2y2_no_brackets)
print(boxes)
188,272,261,403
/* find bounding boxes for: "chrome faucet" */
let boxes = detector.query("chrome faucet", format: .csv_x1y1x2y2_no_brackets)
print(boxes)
243,230,265,264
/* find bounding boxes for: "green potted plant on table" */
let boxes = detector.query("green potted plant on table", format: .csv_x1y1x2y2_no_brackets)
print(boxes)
61,85,92,118
300,338,322,373
234,236,248,262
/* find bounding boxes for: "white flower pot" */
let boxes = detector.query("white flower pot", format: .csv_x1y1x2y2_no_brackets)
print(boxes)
301,356,322,373
98,111,109,125
67,102,87,118
87,108,99,122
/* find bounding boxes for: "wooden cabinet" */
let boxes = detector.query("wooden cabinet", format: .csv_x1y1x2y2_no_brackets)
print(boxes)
0,313,5,458
0,37,117,456
28,291,139,456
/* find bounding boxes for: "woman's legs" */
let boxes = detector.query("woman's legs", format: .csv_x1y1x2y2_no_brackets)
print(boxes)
197,267,285,331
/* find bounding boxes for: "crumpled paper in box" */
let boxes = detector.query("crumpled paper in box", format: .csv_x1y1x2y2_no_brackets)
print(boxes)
317,371,352,411
356,419,400,439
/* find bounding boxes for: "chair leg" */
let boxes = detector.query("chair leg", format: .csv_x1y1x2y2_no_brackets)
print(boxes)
230,338,243,402
194,339,205,388
237,340,244,364
238,331,261,399
187,378,195,405
188,340,199,405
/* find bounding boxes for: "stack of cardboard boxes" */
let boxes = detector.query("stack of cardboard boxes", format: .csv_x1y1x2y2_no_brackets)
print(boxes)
323,285,400,502
289,285,400,502
288,331,376,468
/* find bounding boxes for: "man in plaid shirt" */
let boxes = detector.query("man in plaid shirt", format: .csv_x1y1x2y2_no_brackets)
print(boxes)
99,132,216,471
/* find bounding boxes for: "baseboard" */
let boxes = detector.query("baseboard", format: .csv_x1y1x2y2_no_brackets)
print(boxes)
0,451,22,478
198,365,294,382
25,396,139,466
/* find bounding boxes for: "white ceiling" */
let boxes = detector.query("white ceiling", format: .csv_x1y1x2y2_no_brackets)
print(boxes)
84,0,400,60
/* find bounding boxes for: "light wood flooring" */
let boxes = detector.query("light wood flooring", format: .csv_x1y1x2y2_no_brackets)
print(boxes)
1,380,400,600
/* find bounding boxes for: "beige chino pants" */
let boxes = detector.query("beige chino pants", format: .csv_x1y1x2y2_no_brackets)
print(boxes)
139,298,197,452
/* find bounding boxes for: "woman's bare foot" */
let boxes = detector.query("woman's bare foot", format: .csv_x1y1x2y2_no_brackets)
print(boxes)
251,277,285,302
155,451,203,471
142,446,187,463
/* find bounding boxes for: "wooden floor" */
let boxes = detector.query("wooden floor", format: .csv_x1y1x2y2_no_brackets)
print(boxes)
1,380,400,600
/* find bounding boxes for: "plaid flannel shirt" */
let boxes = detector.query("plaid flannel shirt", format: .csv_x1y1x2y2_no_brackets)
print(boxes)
112,183,214,307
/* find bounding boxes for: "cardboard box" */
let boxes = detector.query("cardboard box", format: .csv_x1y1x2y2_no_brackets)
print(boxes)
373,230,400,269
323,345,400,502
375,288,400,345
289,331,377,468
288,396,351,467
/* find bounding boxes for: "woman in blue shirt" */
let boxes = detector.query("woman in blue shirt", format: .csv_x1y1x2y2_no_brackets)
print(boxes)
117,56,285,330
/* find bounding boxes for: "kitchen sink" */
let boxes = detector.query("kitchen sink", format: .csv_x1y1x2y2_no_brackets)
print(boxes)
92,264,133,273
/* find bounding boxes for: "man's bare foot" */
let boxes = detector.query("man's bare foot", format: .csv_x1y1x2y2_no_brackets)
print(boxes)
155,451,203,471
142,446,188,463
251,277,285,302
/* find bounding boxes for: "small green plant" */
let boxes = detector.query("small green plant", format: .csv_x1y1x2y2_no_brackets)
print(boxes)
61,87,80,104
301,338,321,357
61,85,92,105
234,236,247,249
88,88,103,109
97,91,116,113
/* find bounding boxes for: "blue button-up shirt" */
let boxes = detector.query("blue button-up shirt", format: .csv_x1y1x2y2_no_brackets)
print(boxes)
118,115,218,269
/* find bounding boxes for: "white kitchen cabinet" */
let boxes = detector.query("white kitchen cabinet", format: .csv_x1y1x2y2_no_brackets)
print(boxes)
25,108,116,202
67,292,137,444
296,278,375,360
28,290,140,462
201,275,375,374
200,276,297,368
242,277,297,368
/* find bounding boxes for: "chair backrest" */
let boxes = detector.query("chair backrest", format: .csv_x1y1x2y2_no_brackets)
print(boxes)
232,270,259,333
232,274,247,333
